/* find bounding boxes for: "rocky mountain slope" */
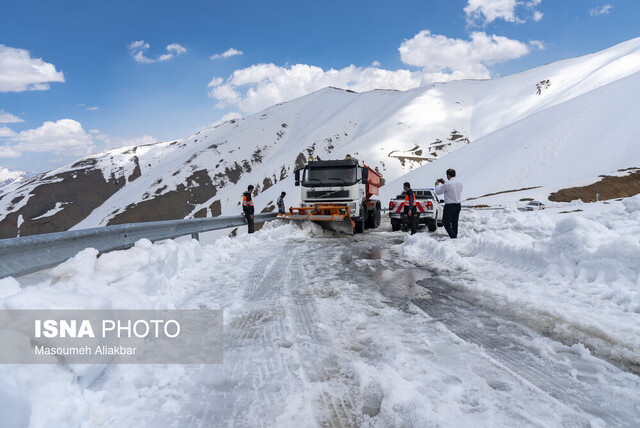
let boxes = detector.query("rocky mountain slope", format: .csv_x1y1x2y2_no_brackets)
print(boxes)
1,37,640,238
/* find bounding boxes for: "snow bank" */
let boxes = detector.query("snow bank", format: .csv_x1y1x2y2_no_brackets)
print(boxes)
623,193,640,214
401,197,640,364
0,379,30,428
2,238,203,311
0,237,205,428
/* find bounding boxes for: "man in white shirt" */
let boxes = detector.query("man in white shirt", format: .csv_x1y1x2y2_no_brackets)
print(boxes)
434,169,463,239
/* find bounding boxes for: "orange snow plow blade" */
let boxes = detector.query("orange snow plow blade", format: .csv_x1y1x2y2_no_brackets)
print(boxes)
277,204,354,234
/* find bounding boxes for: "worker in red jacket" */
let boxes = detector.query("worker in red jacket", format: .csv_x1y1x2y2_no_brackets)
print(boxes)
403,182,418,235
242,185,255,233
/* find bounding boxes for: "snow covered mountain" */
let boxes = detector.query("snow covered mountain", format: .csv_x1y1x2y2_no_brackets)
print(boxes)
2,37,640,238
0,167,33,189
381,39,640,205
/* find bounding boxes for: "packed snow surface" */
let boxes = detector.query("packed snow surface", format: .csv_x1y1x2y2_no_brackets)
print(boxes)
1,195,640,427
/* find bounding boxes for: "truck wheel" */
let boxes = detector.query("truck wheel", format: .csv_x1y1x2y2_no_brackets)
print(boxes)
401,223,408,232
355,217,365,233
365,209,375,229
391,219,401,231
361,204,370,230
427,219,437,232
374,205,381,228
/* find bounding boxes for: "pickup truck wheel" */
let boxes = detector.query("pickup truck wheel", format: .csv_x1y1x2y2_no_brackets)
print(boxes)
427,219,437,232
391,219,401,231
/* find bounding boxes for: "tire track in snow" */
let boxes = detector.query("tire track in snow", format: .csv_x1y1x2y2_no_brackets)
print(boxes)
182,238,361,427
225,246,297,427
180,246,300,427
413,278,640,427
284,248,359,427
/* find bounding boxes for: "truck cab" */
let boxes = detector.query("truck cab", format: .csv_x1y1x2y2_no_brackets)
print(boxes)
294,157,382,233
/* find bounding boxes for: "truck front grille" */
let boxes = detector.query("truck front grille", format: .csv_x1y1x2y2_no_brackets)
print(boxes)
307,190,350,198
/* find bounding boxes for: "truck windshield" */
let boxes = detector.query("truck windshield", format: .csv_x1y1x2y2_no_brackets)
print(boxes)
303,167,357,187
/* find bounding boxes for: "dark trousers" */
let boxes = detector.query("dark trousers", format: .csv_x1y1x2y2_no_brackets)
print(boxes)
407,211,418,235
245,212,255,234
442,203,461,238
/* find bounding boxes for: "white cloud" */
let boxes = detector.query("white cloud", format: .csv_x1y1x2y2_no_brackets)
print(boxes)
0,45,65,92
0,145,20,158
93,132,156,148
128,41,187,63
167,43,187,55
589,4,612,16
210,48,244,60
464,0,543,25
0,126,17,138
399,30,530,70
86,106,99,111
208,77,224,87
128,41,149,51
208,63,428,113
11,119,94,156
465,0,520,24
0,110,24,123
529,40,546,50
113,135,156,148
208,29,538,114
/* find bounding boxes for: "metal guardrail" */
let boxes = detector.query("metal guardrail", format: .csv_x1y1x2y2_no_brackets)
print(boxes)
0,213,278,279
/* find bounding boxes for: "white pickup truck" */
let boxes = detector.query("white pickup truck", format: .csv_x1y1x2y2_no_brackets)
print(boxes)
388,188,444,232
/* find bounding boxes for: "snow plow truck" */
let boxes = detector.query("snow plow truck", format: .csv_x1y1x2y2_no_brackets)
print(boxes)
278,155,382,234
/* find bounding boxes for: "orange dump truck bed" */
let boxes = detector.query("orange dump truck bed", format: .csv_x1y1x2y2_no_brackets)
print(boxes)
363,164,382,201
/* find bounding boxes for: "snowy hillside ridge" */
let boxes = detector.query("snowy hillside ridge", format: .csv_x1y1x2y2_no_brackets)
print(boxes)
401,195,640,365
382,68,640,204
2,37,640,239
0,167,33,189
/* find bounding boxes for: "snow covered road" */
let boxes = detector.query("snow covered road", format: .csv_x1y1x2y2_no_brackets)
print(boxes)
174,225,593,427
1,199,640,427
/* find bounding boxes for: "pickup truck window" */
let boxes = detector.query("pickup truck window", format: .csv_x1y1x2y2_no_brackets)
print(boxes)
395,192,434,200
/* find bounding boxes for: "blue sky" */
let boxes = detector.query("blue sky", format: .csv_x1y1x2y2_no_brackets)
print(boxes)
1,0,638,172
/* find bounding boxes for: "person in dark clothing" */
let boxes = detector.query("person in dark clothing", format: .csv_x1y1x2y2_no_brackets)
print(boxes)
242,185,255,233
403,182,418,235
277,192,286,215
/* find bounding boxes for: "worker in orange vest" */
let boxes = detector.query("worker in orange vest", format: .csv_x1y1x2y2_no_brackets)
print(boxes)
242,185,255,233
403,182,418,235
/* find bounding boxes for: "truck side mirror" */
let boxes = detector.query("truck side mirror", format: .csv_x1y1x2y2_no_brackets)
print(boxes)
294,169,300,186
361,167,369,182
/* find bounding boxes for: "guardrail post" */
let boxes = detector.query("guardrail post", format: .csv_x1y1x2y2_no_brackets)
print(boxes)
191,232,200,241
